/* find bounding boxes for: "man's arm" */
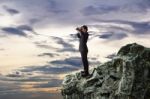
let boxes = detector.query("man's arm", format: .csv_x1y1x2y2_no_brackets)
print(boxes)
77,33,81,38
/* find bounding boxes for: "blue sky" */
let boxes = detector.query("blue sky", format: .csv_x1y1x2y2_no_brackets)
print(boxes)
0,0,150,99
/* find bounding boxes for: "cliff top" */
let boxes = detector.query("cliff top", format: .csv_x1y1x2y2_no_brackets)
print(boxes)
61,43,150,99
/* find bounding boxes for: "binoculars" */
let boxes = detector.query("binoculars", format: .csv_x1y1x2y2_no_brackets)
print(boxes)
76,27,82,31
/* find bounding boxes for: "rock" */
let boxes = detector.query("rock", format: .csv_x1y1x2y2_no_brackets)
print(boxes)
61,43,150,99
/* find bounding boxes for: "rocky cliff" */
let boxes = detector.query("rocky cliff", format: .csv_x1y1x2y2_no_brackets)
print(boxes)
61,43,150,99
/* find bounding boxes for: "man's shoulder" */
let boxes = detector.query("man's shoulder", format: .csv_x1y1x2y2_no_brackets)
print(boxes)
86,32,89,36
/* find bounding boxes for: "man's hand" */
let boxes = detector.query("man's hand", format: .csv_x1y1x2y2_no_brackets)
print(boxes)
76,27,80,30
76,27,81,32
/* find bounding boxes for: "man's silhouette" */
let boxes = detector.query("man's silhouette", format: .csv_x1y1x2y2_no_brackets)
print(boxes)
76,25,89,77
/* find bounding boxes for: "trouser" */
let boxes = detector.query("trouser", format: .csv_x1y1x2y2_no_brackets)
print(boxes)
80,51,89,74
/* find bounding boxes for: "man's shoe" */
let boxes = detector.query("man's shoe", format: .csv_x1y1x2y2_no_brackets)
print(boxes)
81,72,89,77
85,73,92,78
81,71,85,74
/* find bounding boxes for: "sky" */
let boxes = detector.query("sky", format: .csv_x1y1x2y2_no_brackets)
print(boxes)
0,0,150,99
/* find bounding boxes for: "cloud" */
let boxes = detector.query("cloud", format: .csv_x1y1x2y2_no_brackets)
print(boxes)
6,71,24,77
17,25,38,35
1,25,39,37
16,56,83,75
103,20,150,34
50,36,77,52
0,92,62,99
16,55,100,77
34,41,59,50
99,33,113,39
38,52,59,57
0,74,62,98
49,56,99,69
17,25,33,32
50,57,82,68
0,79,62,99
29,18,41,25
37,0,68,14
20,65,78,74
1,72,59,83
34,79,62,88
2,76,49,82
51,36,73,48
81,0,150,16
0,34,7,38
1,0,70,27
34,36,77,52
1,27,27,37
99,32,128,40
117,21,150,34
45,0,68,15
0,48,5,51
88,20,150,42
3,5,20,15
81,5,119,16
1,0,150,27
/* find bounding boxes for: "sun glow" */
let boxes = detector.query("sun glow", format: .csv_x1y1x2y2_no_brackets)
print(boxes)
0,15,15,27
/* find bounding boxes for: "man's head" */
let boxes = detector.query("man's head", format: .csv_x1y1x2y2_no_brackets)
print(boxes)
76,25,88,33
81,25,88,33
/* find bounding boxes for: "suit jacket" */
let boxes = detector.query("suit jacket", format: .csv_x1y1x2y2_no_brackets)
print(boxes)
77,32,89,52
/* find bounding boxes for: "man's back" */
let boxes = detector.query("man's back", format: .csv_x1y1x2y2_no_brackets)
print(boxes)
77,32,89,52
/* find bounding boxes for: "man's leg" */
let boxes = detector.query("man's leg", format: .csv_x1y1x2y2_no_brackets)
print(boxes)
81,51,89,75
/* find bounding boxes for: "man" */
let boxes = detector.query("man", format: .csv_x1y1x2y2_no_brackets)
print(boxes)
76,25,89,77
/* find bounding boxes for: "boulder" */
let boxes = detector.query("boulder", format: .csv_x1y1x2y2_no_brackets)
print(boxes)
61,43,150,99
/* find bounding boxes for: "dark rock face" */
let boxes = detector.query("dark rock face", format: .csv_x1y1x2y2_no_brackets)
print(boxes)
61,43,150,99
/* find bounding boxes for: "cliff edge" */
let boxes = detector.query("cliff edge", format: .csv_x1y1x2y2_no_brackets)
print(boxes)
61,43,150,99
